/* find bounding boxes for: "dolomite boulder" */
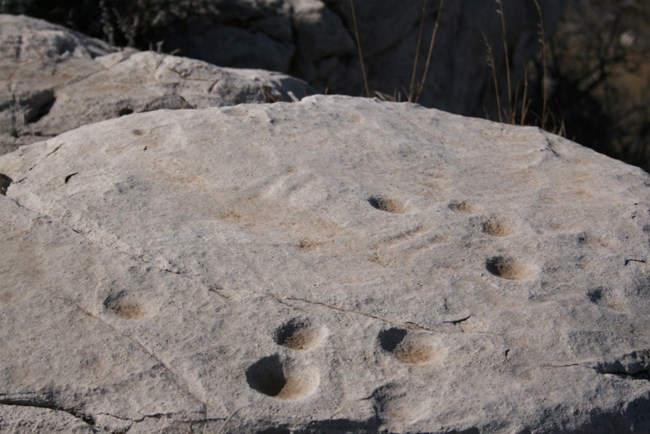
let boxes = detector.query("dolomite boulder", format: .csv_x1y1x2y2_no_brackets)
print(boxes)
0,14,314,156
1,95,649,433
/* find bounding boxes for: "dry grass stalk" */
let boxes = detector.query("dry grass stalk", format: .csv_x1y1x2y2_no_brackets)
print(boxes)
349,0,370,97
495,0,513,121
485,0,562,134
519,65,531,125
416,0,444,103
408,0,428,102
532,0,549,129
484,34,503,123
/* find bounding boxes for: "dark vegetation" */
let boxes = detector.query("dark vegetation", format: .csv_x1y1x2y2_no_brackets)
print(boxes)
505,0,649,172
1,0,648,171
0,0,212,48
546,0,650,171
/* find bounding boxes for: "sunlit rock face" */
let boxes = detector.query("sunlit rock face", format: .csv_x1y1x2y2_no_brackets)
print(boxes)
0,95,648,433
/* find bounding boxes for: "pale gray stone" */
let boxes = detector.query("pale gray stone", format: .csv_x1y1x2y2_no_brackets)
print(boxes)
0,14,314,156
0,405,98,433
0,95,648,433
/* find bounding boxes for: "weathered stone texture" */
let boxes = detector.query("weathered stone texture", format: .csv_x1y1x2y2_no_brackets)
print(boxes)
1,95,648,433
0,14,314,155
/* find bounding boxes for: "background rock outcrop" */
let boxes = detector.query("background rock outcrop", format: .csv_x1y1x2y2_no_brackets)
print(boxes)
147,0,567,118
0,14,314,155
1,96,648,433
0,0,567,117
6,1,648,173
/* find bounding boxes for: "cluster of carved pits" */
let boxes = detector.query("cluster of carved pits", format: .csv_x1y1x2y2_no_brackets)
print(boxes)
368,194,535,281
247,321,449,403
247,318,326,400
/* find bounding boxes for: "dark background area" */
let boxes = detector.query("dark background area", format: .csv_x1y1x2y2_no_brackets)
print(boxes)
2,0,648,172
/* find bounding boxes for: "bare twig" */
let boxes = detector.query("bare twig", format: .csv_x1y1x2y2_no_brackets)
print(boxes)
532,0,548,129
519,59,530,125
408,0,428,102
349,0,370,97
484,34,503,123
495,0,512,121
416,0,444,103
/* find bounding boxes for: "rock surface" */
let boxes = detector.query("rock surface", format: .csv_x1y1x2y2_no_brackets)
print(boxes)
1,95,649,433
0,14,314,156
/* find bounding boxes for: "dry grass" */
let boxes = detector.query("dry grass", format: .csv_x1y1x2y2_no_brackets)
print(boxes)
349,0,369,97
352,0,563,135
4,0,646,169
482,0,567,136
349,0,444,104
408,0,444,103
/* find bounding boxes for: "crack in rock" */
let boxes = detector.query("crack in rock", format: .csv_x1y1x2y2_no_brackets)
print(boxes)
540,363,585,368
0,393,96,427
9,193,173,272
441,314,472,325
8,190,230,305
285,296,436,332
61,298,211,413
281,296,474,333
542,132,561,157
96,410,204,423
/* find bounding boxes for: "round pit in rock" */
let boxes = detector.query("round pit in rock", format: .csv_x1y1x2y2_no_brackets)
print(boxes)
393,338,437,365
275,318,326,351
110,302,143,319
378,328,408,352
486,256,533,280
103,291,145,320
246,355,319,400
448,200,478,213
482,215,515,236
368,196,407,214
379,328,439,365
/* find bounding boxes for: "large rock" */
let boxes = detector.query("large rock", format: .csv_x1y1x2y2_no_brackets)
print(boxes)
0,14,314,155
1,95,649,433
